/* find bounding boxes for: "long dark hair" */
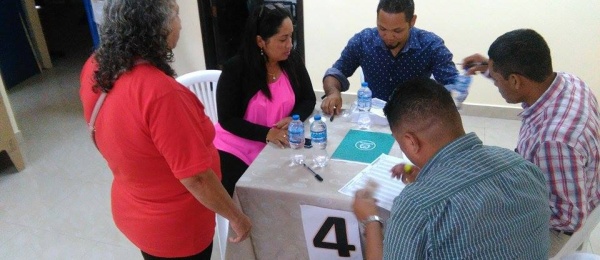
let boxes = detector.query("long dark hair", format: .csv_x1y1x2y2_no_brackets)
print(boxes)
93,0,176,93
239,4,299,99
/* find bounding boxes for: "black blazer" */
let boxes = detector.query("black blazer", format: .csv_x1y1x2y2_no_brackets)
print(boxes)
216,51,316,143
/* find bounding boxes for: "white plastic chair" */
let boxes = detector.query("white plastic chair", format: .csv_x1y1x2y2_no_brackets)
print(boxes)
552,205,600,259
176,70,221,124
215,214,229,260
560,252,600,260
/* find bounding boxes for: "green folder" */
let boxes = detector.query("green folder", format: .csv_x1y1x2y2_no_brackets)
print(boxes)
331,129,396,164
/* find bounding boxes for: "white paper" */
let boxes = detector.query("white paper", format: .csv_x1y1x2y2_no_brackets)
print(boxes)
339,154,409,211
300,205,363,260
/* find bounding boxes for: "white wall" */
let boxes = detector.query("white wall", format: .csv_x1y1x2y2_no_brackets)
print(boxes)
304,0,600,108
171,0,206,76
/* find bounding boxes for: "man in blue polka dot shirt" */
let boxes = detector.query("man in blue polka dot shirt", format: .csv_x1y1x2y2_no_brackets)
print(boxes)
321,0,459,115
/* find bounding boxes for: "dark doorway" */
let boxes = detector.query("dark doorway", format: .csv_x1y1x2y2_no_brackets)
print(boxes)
0,0,41,89
35,0,94,65
198,0,304,70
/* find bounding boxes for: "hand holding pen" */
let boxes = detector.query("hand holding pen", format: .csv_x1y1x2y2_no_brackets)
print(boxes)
320,93,342,117
391,163,419,184
460,53,490,76
352,180,379,221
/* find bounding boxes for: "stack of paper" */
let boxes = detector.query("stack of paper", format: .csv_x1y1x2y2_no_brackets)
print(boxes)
339,154,409,211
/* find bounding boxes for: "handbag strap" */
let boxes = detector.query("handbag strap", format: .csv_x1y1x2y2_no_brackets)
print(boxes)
88,92,107,150
87,59,148,150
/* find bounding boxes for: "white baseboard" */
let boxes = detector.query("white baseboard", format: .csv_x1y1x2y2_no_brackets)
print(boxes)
315,90,522,121
14,131,23,144
459,103,522,121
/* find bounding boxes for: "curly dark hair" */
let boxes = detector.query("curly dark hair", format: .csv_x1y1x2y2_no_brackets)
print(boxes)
93,0,176,93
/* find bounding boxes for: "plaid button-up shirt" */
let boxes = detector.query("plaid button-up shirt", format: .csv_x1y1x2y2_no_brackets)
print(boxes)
517,72,600,231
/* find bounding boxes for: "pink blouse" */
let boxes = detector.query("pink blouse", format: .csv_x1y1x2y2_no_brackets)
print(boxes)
213,72,295,165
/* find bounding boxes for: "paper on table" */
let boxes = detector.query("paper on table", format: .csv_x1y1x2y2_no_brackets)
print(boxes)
339,154,409,211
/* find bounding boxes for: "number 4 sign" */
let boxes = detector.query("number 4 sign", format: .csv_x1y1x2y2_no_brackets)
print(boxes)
300,205,363,259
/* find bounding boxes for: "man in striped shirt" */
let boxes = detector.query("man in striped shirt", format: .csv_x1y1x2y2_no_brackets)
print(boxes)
353,78,550,259
463,29,600,257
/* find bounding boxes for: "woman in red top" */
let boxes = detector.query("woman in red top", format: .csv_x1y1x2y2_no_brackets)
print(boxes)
79,0,251,259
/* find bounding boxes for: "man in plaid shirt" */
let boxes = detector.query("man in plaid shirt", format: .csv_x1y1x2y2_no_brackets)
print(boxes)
462,29,600,257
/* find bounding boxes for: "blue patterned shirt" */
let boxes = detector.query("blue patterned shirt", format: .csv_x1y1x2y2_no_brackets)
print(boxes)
383,133,550,259
325,27,458,100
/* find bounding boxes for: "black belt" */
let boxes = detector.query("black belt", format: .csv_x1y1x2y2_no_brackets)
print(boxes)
551,229,573,236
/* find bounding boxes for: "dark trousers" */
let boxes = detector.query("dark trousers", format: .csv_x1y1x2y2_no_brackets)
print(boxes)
218,150,249,197
141,243,212,260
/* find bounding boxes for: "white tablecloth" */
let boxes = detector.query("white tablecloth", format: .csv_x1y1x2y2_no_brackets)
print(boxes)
225,112,403,260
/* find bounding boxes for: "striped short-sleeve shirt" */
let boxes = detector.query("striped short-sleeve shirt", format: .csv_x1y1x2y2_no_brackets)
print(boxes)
383,133,550,259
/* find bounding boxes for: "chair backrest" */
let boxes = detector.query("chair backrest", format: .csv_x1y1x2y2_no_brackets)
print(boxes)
552,205,600,259
176,70,222,124
560,252,600,260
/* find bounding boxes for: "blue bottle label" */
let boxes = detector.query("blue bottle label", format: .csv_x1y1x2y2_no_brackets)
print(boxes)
311,130,327,143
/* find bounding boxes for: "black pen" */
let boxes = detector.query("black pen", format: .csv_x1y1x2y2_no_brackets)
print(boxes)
302,163,323,182
456,61,488,69
321,94,336,122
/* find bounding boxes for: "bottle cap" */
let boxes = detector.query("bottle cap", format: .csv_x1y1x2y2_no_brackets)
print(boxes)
314,114,321,121
361,82,368,87
292,114,300,120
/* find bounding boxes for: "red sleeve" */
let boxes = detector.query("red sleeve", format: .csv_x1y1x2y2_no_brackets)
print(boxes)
145,85,216,179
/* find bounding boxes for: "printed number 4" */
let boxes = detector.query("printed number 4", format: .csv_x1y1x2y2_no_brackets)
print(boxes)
313,217,357,257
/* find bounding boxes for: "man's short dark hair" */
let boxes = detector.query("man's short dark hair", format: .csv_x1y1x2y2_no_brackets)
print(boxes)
384,78,459,129
377,0,415,22
488,29,553,83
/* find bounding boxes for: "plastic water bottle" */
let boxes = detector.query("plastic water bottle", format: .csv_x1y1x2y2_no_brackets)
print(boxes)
357,82,372,130
451,71,472,109
288,114,305,165
310,114,328,167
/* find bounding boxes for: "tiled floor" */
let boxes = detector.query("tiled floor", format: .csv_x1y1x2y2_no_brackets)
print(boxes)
0,22,598,260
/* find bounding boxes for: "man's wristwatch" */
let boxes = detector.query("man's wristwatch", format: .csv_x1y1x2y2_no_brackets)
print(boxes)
361,215,383,228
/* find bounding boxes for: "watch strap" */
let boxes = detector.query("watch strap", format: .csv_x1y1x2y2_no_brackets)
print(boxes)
361,215,383,228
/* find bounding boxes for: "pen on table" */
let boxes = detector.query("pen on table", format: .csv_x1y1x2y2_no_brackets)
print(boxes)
302,163,324,182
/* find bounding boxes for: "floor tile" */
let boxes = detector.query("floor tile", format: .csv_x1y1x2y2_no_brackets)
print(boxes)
0,170,80,226
35,181,116,244
0,221,24,245
0,226,96,260
81,242,141,260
